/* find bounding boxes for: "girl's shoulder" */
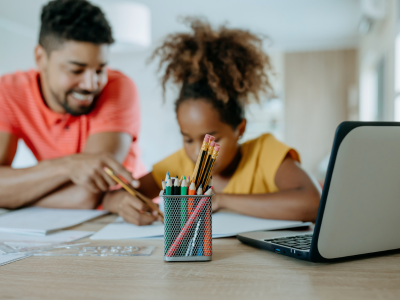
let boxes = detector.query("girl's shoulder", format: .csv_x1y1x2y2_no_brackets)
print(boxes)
151,148,195,189
241,133,300,162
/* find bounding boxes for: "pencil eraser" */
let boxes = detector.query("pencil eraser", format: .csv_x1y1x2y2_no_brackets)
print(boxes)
214,144,220,151
209,136,215,142
204,134,211,142
210,141,215,147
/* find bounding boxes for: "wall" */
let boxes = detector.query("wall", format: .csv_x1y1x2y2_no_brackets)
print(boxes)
358,0,398,121
284,49,358,179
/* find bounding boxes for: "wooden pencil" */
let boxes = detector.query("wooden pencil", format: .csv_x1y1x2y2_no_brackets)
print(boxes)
191,135,212,187
104,167,164,222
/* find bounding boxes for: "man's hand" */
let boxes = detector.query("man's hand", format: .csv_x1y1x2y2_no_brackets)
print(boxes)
103,189,159,225
64,153,140,193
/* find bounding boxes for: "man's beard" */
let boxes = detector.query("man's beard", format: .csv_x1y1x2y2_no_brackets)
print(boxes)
51,88,99,116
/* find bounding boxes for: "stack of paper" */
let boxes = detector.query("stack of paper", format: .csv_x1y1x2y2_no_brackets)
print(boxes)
0,207,107,236
0,254,30,267
90,212,309,240
0,230,94,243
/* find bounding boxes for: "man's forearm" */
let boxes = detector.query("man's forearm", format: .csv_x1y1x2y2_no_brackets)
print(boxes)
0,158,70,209
34,182,103,209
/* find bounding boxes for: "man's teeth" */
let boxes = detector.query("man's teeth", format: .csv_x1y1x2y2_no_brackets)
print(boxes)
72,92,91,101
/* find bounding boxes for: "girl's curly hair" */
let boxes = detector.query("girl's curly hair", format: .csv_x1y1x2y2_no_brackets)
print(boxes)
150,17,274,128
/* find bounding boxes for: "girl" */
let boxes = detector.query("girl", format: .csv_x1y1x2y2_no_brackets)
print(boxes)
103,19,321,225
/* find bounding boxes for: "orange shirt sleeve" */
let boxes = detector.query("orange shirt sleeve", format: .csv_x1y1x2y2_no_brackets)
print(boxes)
88,73,140,140
0,82,19,136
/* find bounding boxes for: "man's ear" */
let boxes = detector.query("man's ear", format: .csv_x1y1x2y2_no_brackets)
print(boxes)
237,118,247,139
34,45,48,72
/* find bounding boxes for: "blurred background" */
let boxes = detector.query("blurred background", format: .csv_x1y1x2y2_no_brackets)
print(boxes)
0,0,397,184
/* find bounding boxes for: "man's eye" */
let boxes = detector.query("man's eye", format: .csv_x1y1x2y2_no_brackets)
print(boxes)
184,139,193,144
70,70,83,75
96,69,104,75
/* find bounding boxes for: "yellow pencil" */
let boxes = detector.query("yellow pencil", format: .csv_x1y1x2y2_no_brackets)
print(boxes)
104,167,164,222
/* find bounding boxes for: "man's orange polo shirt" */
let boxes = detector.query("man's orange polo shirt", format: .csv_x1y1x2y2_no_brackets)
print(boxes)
0,69,146,177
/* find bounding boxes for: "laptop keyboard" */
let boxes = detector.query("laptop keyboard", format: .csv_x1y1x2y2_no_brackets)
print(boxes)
265,234,313,251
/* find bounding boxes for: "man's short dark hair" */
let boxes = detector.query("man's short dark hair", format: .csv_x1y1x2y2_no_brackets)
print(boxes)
39,0,114,53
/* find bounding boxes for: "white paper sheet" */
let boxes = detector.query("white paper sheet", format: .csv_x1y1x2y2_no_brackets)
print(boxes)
0,253,30,267
90,213,308,240
0,230,94,242
91,221,164,240
210,212,308,237
0,207,107,236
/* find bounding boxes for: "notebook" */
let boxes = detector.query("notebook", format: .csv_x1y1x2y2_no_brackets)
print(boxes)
0,230,94,242
0,207,107,236
0,254,30,267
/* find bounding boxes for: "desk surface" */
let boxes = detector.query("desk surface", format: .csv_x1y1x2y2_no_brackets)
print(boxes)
1,214,400,300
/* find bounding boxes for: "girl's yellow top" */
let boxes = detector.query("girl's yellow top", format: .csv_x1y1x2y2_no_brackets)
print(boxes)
152,133,300,194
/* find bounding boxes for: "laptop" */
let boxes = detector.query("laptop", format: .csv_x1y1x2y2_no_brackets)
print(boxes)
237,122,400,262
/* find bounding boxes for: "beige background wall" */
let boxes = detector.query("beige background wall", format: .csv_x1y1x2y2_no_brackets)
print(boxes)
284,49,358,179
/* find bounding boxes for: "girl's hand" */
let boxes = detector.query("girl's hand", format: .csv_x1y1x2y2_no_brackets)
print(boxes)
103,189,159,225
212,193,222,212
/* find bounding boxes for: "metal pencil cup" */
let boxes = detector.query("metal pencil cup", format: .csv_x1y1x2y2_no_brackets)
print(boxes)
163,194,213,262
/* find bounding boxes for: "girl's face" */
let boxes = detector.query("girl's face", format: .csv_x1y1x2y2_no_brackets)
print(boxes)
177,99,246,175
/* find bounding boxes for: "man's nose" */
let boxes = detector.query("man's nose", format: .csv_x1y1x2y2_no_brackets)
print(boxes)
79,70,99,92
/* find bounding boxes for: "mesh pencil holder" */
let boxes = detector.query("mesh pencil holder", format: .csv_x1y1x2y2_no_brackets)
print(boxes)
162,194,213,262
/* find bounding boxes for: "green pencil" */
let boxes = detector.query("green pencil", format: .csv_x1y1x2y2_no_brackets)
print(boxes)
164,178,172,255
180,177,188,255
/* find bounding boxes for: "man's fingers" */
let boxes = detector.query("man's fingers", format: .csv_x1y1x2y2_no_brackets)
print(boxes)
86,179,101,194
99,168,118,187
103,155,135,184
92,171,109,192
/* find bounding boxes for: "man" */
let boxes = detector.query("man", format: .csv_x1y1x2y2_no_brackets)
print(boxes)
0,0,157,224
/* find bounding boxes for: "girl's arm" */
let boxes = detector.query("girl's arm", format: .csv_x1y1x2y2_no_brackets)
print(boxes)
102,172,161,225
213,157,322,222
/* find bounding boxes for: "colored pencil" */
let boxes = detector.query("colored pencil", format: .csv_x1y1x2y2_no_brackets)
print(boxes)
198,140,215,189
180,178,188,255
201,144,220,189
188,179,196,216
206,176,213,191
186,218,201,256
181,178,188,229
173,177,181,195
191,135,212,187
196,184,204,256
164,178,173,253
165,178,172,196
204,186,213,256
